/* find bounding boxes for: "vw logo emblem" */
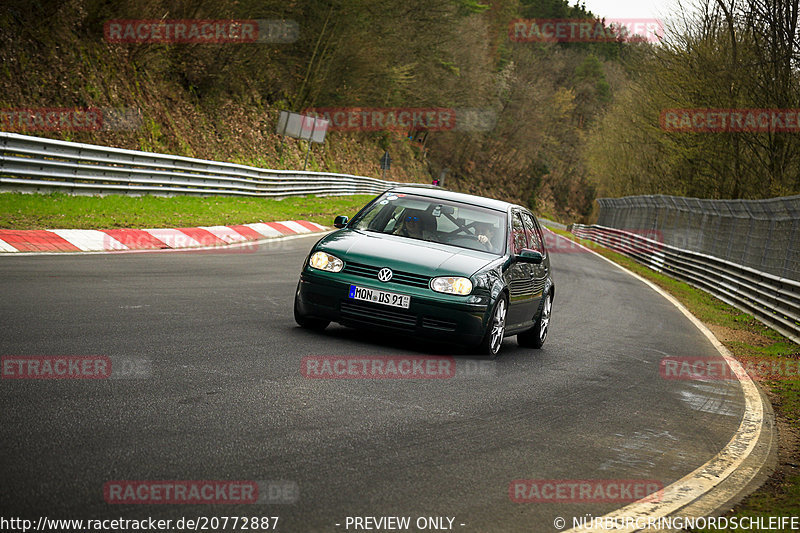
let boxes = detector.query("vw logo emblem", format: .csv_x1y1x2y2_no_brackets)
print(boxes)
377,268,393,282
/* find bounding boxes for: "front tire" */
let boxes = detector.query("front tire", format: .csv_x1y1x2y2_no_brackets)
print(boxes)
479,294,508,359
518,291,551,349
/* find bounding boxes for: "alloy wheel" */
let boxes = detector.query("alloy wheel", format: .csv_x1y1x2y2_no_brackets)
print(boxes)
539,293,551,343
490,298,507,354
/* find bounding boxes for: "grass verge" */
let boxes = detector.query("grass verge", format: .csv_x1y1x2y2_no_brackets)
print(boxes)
0,193,376,229
549,227,800,527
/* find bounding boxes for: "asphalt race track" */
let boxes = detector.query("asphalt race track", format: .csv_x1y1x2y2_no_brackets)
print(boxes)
0,233,746,532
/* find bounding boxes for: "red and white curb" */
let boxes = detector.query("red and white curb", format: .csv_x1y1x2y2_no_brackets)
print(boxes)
0,220,327,254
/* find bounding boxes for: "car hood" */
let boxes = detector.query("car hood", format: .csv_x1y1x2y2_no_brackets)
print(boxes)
317,229,497,277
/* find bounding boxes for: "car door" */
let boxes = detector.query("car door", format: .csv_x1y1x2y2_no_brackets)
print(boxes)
521,211,547,314
505,210,536,328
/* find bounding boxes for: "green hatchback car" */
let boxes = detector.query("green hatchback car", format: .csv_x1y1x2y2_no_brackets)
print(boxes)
294,186,554,357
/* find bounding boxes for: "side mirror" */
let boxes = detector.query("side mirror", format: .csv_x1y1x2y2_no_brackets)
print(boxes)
517,249,543,264
333,215,349,229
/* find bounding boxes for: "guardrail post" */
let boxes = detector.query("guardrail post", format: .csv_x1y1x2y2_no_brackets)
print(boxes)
0,133,6,173
762,219,774,271
783,218,798,279
740,201,755,266
724,201,737,262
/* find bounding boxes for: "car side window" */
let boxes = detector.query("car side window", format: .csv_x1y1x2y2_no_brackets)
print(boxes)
511,212,527,254
533,216,546,254
521,212,542,253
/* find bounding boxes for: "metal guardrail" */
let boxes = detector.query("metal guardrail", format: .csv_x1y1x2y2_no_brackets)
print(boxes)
0,132,403,197
570,224,800,344
596,194,800,281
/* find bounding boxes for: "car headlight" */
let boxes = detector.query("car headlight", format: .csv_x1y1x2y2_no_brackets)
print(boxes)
431,276,473,295
309,251,344,272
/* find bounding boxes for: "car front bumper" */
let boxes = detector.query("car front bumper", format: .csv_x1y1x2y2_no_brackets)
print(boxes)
295,269,491,345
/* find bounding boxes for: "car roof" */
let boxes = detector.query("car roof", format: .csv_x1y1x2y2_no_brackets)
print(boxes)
388,186,522,213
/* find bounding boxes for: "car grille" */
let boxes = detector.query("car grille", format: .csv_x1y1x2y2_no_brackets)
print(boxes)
421,317,457,332
343,261,430,289
340,302,461,333
340,301,417,328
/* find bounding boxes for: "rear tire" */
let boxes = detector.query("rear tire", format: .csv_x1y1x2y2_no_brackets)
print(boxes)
478,294,508,359
518,291,551,349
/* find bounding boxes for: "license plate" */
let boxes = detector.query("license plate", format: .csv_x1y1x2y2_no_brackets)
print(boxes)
349,285,410,309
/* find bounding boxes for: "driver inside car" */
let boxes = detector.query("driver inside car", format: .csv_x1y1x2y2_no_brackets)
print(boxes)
475,222,498,251
394,209,436,241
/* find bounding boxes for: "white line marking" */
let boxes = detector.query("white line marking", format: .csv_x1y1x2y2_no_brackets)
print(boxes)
280,220,312,233
546,229,768,532
245,223,285,238
198,226,250,244
144,228,202,249
0,238,19,252
50,229,128,251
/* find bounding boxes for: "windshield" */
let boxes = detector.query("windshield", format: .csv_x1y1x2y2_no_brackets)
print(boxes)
350,193,507,255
